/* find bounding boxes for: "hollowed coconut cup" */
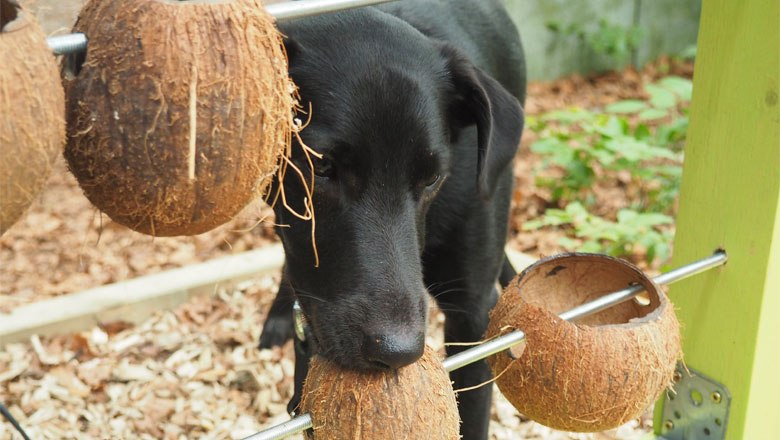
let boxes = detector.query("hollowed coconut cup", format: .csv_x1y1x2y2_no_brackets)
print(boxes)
1,0,65,235
485,253,681,432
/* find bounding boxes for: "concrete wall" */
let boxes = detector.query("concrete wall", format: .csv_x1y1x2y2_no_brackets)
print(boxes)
503,0,702,80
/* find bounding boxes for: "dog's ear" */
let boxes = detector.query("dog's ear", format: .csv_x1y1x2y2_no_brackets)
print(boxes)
441,45,524,199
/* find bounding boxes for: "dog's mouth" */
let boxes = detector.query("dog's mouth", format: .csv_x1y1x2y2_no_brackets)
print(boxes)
293,298,426,372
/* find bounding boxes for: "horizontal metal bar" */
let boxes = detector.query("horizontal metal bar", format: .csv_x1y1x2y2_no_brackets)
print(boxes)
47,32,87,56
442,250,727,372
243,413,313,440
267,0,396,21
45,0,398,56
243,251,728,440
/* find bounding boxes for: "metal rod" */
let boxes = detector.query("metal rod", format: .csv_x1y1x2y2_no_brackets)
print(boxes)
266,0,396,21
243,251,728,440
442,250,727,372
47,33,87,56
45,0,398,56
243,414,313,440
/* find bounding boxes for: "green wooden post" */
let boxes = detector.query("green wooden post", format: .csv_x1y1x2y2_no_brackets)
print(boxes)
653,0,780,438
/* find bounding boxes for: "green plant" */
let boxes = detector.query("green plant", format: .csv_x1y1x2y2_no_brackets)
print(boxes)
523,202,674,264
524,76,692,265
546,19,645,64
529,76,690,211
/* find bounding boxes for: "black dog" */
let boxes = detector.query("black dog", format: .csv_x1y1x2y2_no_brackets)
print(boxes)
259,1,525,438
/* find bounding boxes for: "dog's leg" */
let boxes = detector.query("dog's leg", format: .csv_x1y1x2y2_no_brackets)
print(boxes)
431,273,499,440
498,253,516,289
258,267,295,349
288,331,311,414
444,286,498,440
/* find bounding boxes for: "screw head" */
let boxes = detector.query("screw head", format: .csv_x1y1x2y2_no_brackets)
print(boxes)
711,391,722,403
664,420,675,431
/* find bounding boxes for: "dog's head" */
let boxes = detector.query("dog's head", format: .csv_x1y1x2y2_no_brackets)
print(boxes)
272,10,523,371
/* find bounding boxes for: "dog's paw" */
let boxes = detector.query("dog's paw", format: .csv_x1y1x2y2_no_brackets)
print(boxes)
287,391,302,415
258,314,294,349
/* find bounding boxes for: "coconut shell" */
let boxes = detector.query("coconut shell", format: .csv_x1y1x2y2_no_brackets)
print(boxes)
485,253,681,432
300,346,460,440
0,0,66,235
63,0,292,236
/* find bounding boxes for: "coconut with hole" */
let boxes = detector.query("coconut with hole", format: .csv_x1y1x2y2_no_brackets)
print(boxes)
485,253,682,432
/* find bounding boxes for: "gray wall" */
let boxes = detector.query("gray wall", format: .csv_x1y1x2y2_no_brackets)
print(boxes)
503,0,702,80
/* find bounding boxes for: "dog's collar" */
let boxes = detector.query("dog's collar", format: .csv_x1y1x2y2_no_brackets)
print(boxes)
293,299,308,342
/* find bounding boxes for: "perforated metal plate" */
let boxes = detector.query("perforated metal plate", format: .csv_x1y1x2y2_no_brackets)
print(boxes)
660,363,731,440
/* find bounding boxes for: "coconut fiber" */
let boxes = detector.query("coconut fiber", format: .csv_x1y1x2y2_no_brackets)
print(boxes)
63,0,293,236
0,0,65,235
486,253,682,432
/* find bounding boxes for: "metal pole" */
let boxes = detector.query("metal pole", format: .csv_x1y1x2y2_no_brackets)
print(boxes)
47,33,88,56
45,0,398,55
442,250,727,372
267,0,396,21
243,251,728,440
242,414,313,440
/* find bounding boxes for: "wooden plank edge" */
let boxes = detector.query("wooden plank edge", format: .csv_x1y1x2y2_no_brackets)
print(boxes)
0,246,537,346
0,244,285,346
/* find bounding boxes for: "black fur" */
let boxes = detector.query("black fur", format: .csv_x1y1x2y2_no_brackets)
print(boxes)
259,1,526,438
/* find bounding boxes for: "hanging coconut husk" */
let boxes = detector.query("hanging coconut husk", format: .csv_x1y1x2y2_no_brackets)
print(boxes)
485,253,681,432
300,346,460,440
0,0,66,235
63,0,293,236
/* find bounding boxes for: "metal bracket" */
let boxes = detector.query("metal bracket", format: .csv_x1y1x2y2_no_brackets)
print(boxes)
660,363,731,440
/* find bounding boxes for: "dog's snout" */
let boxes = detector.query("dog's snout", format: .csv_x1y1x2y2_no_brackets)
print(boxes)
362,328,425,370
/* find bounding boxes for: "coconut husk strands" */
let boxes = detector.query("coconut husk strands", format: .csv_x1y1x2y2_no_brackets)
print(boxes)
63,0,295,236
300,346,460,440
0,0,66,235
485,253,682,432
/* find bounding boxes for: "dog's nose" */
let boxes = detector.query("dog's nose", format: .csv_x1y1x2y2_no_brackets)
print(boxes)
363,329,425,370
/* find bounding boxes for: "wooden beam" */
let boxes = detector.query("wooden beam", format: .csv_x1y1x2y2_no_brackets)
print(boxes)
0,244,285,345
654,0,780,438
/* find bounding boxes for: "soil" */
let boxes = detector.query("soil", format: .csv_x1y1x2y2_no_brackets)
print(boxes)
1,1,694,438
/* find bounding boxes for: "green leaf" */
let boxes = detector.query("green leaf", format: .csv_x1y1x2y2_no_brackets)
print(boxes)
591,148,617,166
634,123,652,141
638,108,670,121
617,209,639,224
679,45,697,60
631,212,674,227
659,76,693,101
558,236,580,250
531,138,567,154
595,116,629,138
522,219,544,231
580,240,604,253
564,201,589,219
541,108,595,124
606,100,649,114
545,21,562,32
646,84,677,109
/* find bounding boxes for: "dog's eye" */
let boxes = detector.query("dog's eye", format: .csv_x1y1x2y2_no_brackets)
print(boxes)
314,156,336,178
425,173,441,188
